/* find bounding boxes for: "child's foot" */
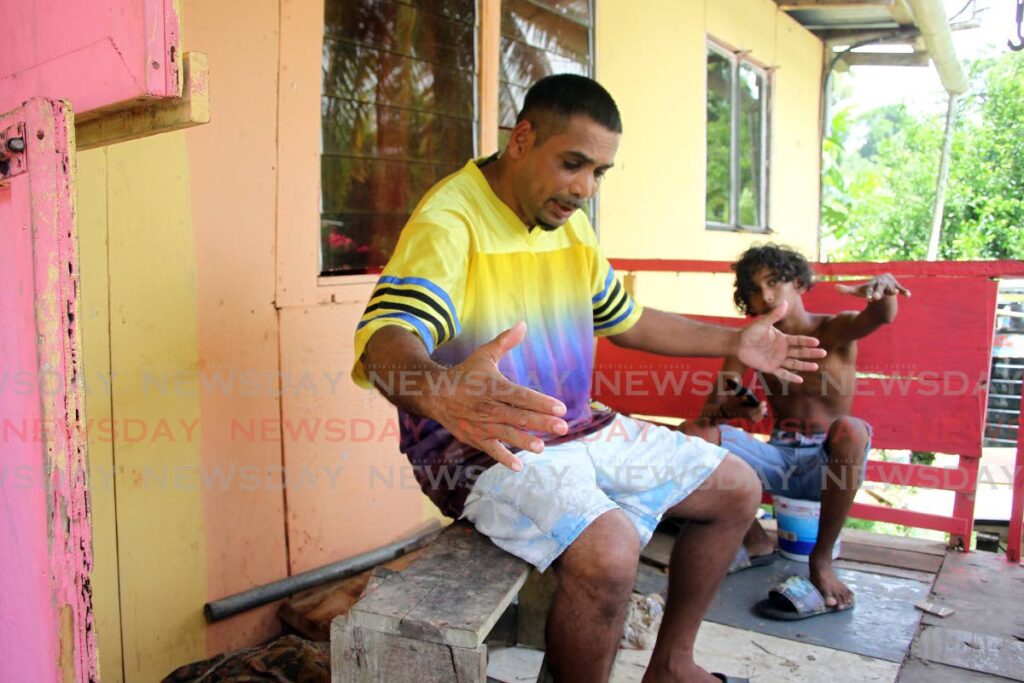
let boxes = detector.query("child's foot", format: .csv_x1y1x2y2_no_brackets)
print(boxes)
809,553,854,610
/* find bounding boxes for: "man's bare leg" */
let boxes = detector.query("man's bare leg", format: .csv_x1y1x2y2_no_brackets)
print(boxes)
677,420,773,560
546,510,641,682
811,416,869,609
642,454,761,683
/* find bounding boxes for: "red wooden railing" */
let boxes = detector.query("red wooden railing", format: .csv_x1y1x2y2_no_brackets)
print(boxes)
598,259,1024,560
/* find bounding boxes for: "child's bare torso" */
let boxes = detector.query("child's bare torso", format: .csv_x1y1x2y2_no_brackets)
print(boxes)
759,313,856,435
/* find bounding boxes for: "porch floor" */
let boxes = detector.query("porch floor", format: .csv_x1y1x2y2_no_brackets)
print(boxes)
486,526,1024,682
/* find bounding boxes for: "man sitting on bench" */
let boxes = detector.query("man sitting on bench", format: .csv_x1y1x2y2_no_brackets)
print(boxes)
352,76,825,682
680,244,910,615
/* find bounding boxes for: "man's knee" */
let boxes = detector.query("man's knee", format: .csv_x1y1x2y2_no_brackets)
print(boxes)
708,454,762,516
555,511,639,606
678,418,721,445
827,417,870,462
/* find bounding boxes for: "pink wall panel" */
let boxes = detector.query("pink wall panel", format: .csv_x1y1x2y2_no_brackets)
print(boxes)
0,0,180,116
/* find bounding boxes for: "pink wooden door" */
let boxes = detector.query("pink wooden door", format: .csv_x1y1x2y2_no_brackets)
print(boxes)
0,99,95,682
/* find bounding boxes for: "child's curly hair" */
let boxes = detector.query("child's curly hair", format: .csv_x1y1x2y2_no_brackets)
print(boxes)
732,244,815,315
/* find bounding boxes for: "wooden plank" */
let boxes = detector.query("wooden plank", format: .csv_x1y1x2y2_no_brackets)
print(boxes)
348,524,531,649
923,550,1024,639
833,559,936,584
278,547,430,641
912,625,1024,681
639,531,675,569
839,528,947,556
0,99,97,683
898,658,1013,682
398,539,530,648
76,52,210,152
331,618,486,683
837,541,944,574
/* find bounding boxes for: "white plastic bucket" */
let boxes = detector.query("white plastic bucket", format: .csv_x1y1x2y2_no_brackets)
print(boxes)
773,495,841,562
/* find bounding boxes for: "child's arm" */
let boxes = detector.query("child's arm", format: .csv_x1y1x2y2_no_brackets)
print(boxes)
832,273,912,342
701,356,767,422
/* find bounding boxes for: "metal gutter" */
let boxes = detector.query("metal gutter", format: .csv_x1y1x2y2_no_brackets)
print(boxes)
905,0,969,94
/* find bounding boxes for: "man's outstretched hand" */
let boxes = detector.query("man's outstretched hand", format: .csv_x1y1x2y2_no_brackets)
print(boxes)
737,301,827,384
429,321,569,471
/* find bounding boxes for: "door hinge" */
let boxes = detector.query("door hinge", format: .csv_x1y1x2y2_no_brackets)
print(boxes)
0,122,28,182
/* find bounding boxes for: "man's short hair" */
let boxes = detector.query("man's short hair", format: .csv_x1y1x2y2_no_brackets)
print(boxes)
732,243,815,314
516,74,622,144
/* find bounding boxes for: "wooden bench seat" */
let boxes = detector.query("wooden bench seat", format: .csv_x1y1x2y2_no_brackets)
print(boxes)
331,523,539,682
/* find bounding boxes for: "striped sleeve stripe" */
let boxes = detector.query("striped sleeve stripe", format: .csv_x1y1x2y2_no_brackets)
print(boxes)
593,281,629,324
356,312,436,354
592,268,615,304
594,299,636,332
370,286,457,341
379,275,460,333
363,300,447,344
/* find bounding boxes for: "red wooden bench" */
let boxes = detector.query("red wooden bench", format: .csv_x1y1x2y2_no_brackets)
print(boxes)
594,259,1024,559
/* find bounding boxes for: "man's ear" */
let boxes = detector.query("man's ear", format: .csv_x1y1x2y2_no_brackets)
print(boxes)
506,119,536,160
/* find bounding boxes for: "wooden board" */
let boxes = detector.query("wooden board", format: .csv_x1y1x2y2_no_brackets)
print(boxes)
839,528,948,556
912,625,1024,681
278,546,430,641
639,531,675,569
833,560,937,584
837,541,944,574
922,550,1024,640
610,622,901,683
347,524,531,649
898,658,1016,682
331,617,486,683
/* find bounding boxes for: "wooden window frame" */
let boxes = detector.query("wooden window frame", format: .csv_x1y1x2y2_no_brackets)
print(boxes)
705,39,772,234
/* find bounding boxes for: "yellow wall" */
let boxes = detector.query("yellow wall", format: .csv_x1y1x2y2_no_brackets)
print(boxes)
596,0,823,316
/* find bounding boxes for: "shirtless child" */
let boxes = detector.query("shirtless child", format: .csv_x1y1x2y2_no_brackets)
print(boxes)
680,244,910,611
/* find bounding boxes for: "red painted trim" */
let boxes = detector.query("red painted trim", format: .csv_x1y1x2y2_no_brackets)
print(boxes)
1008,384,1024,563
846,502,970,538
610,258,1024,278
865,461,978,493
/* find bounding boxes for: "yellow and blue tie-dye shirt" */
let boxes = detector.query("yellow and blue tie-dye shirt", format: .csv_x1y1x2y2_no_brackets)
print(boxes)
352,158,643,517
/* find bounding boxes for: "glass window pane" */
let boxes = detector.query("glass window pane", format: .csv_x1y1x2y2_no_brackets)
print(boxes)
498,0,591,134
737,63,764,228
706,50,732,225
320,0,476,276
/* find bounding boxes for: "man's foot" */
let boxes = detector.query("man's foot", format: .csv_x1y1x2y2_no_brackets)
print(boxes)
809,553,854,610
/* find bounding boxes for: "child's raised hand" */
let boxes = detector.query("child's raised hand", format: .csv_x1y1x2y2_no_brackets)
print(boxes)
836,273,911,301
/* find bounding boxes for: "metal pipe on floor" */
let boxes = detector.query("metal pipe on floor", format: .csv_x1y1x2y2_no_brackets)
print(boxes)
203,521,442,622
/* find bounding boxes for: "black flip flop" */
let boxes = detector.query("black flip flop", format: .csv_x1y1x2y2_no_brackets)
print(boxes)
727,546,779,575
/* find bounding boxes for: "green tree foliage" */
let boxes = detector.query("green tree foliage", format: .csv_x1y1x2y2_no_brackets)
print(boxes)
822,53,1024,261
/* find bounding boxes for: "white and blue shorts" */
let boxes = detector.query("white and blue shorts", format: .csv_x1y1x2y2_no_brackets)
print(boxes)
460,414,729,572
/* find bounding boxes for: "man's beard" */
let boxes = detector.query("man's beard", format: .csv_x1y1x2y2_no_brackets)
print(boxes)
534,218,561,231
